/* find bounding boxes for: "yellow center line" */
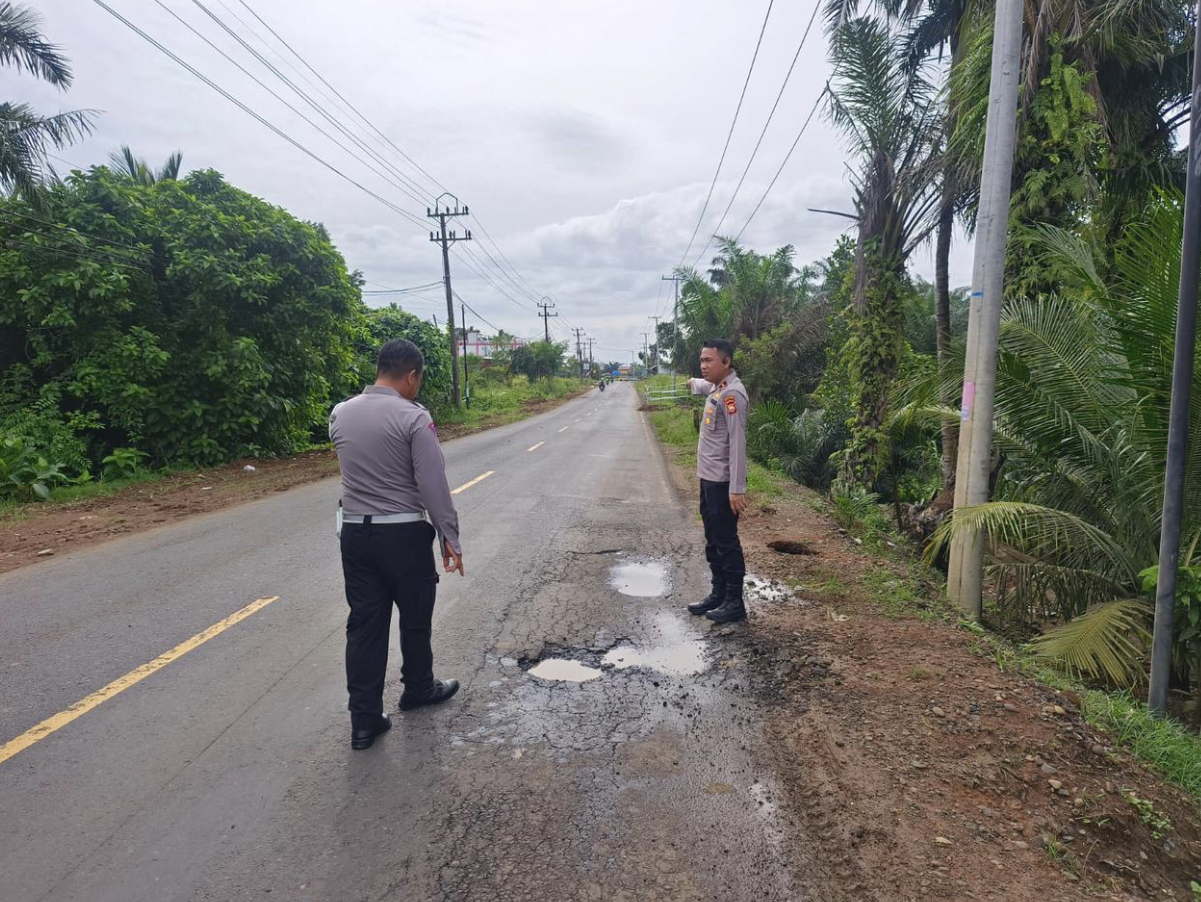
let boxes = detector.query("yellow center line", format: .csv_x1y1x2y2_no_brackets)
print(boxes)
526,442,545,452
451,470,495,494
0,595,281,768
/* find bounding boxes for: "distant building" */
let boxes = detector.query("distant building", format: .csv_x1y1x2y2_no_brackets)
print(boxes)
461,329,525,358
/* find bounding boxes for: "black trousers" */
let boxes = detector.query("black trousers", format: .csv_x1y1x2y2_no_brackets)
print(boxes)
339,519,439,727
700,478,745,593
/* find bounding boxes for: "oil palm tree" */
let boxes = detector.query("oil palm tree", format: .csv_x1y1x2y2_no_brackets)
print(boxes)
0,2,95,205
826,15,942,486
107,145,183,185
929,193,1201,685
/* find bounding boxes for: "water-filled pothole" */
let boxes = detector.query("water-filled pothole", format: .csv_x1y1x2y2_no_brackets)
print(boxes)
601,612,707,675
527,659,603,682
609,559,671,597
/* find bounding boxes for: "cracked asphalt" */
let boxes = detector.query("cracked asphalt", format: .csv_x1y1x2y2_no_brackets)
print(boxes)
0,382,803,901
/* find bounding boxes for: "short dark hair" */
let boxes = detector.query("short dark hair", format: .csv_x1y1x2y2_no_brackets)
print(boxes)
702,338,734,363
377,338,424,379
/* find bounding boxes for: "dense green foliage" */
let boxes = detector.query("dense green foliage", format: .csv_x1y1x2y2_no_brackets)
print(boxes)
0,167,361,466
356,304,453,416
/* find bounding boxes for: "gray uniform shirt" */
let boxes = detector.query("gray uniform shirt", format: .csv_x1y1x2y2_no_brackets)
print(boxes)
328,385,462,553
687,372,749,494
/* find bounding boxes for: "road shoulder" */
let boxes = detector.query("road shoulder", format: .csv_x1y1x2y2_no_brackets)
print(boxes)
646,405,1201,902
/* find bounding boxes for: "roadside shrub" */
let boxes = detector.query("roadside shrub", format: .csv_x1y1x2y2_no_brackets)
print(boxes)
101,447,148,482
0,435,68,501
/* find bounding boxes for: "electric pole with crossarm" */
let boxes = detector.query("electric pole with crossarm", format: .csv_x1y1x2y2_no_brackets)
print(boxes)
537,297,557,342
428,194,471,409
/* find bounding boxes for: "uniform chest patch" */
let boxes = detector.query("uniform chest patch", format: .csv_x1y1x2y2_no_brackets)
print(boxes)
724,395,738,415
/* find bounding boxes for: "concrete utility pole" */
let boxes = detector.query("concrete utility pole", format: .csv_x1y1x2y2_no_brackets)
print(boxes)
642,332,651,376
460,300,470,409
649,315,661,376
572,327,585,380
586,337,596,379
428,194,471,409
662,274,683,390
946,0,1024,618
1149,9,1201,715
537,297,557,343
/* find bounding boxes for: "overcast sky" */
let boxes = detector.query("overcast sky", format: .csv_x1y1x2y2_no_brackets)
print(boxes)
27,0,972,362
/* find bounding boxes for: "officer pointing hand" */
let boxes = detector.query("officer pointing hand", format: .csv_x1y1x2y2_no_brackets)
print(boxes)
684,338,750,624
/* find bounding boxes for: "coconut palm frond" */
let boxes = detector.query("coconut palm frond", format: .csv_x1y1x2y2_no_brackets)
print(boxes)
0,2,73,87
1030,598,1150,685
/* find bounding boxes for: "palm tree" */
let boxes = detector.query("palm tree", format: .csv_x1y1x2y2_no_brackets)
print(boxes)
826,15,942,486
929,195,1201,686
0,2,96,205
107,145,183,185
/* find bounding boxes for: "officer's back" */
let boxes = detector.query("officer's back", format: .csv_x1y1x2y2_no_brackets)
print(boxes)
329,338,463,751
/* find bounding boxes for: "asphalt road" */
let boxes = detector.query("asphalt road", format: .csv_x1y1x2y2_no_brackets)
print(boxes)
0,382,802,901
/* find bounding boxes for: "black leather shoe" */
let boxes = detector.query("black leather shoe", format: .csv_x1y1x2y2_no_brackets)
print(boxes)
351,713,391,750
706,598,747,624
399,678,460,711
687,592,725,615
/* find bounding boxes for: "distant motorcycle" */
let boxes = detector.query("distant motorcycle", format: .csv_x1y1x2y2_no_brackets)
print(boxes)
598,380,606,392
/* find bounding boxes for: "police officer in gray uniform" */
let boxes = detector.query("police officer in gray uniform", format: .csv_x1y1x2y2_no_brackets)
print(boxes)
685,338,750,624
329,339,464,750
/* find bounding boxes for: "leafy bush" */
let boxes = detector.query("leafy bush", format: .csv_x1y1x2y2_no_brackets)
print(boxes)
0,435,67,501
0,167,361,466
356,304,452,417
830,481,890,533
747,400,845,489
101,447,148,482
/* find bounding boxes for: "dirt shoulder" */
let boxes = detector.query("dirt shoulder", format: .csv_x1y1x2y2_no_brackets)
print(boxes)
0,389,589,577
654,433,1201,901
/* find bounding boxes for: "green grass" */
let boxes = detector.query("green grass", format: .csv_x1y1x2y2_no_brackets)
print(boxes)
1079,692,1201,798
440,375,585,429
648,406,780,498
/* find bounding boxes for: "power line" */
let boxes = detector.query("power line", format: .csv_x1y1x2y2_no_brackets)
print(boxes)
690,0,822,269
91,0,431,234
0,234,146,271
235,0,448,199
734,85,828,243
188,0,435,206
676,0,775,269
210,0,565,331
361,280,445,295
0,209,148,263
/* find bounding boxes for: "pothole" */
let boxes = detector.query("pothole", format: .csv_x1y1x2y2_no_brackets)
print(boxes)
601,612,708,675
527,659,603,682
609,559,671,597
767,539,814,555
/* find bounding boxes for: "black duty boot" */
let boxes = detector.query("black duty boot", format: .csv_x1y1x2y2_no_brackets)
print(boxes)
705,583,746,624
399,678,460,711
687,578,726,615
351,713,391,750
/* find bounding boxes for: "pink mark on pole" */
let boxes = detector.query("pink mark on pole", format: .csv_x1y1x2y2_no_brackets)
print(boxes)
961,381,976,421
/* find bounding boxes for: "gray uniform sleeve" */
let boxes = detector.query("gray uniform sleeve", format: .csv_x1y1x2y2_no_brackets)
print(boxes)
725,391,748,495
688,377,716,395
410,413,462,554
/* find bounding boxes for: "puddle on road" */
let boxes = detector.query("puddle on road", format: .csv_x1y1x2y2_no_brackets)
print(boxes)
527,658,603,682
609,559,671,597
602,612,708,676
